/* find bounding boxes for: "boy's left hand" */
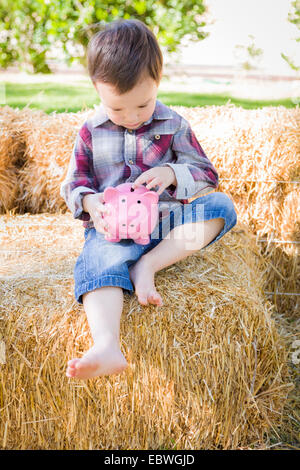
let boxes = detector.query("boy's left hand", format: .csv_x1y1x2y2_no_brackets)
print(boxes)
132,166,176,196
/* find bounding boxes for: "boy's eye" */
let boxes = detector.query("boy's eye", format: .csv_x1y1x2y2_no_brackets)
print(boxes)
111,103,148,111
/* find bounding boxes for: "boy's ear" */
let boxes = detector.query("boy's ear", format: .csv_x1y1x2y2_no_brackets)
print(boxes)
92,80,99,92
142,191,159,204
92,80,103,95
156,68,163,85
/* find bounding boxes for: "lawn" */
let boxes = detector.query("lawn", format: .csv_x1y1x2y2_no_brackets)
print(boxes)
1,80,297,113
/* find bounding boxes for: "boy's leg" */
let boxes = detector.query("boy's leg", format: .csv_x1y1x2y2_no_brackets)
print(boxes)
145,217,224,268
129,217,224,306
66,286,127,380
129,192,237,306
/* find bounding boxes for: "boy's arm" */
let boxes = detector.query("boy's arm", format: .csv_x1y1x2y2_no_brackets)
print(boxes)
161,116,219,199
60,125,98,221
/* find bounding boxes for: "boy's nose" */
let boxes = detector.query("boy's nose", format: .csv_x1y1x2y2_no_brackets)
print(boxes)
126,115,139,124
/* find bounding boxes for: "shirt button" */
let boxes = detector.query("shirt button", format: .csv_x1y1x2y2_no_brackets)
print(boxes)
128,159,134,164
155,134,160,140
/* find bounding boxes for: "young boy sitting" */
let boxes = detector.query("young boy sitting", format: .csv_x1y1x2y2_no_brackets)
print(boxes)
60,19,237,380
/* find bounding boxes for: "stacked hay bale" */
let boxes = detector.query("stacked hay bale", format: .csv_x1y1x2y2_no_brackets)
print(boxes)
177,104,299,244
175,104,300,318
0,104,298,447
0,213,292,449
0,104,298,316
13,108,94,213
0,106,27,213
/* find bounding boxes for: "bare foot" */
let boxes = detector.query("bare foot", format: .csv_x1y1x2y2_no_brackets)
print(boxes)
129,256,163,306
66,337,128,380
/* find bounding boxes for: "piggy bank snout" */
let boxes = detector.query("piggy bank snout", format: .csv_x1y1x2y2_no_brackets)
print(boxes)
119,219,138,231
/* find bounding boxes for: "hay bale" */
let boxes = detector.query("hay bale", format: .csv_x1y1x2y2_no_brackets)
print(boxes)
0,213,292,449
175,104,300,318
2,104,298,315
0,106,26,213
14,107,94,213
174,104,300,242
5,104,299,241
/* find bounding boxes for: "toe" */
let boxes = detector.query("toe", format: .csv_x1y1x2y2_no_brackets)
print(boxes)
75,358,98,373
148,292,156,304
138,294,148,306
149,291,163,306
66,358,81,377
68,358,81,370
66,367,76,378
68,358,79,368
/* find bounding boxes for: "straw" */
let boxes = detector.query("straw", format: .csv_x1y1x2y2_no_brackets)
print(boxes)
0,212,293,449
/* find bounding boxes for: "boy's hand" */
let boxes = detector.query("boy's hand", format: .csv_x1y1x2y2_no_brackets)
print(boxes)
82,193,112,236
132,166,176,196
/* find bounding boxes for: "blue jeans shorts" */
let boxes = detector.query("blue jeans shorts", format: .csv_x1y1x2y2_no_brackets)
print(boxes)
74,192,237,304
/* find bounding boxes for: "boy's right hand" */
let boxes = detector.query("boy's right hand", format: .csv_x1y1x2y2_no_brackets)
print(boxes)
82,193,112,236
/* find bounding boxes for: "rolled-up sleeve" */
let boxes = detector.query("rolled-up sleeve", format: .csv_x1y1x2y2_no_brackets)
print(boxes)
162,117,219,199
60,124,98,221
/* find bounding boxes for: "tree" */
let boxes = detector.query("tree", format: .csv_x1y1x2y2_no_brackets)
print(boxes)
281,0,300,72
233,35,264,72
0,0,208,73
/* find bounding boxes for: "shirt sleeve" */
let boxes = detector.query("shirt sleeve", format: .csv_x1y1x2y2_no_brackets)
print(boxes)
60,123,98,222
162,116,219,199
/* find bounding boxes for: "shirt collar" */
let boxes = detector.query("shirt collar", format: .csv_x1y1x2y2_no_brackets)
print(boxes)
91,99,173,128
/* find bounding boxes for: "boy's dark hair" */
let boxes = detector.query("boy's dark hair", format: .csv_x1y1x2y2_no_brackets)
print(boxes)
87,19,163,94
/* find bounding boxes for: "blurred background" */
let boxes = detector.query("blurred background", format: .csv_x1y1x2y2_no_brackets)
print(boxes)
0,0,299,111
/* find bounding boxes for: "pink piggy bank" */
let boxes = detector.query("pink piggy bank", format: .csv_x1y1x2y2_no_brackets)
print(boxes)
102,183,159,244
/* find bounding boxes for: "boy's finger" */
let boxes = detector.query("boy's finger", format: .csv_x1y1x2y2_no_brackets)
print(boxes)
131,181,140,189
132,174,149,188
156,186,165,196
146,178,160,190
96,222,109,235
98,204,110,215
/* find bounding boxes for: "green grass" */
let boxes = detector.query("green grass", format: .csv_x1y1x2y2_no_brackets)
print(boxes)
157,91,297,109
1,81,297,113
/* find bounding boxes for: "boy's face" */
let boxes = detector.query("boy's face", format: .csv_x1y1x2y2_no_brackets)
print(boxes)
94,74,159,130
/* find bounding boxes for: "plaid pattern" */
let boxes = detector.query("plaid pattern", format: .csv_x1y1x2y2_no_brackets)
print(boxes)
60,100,219,229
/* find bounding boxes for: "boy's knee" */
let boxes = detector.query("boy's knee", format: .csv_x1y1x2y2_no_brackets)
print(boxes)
213,192,237,226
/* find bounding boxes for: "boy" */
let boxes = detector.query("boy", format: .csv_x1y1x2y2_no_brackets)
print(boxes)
60,19,237,380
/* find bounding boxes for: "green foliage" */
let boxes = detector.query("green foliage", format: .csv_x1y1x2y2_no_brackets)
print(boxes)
234,35,264,71
281,53,300,72
0,0,208,73
282,0,300,71
288,0,300,30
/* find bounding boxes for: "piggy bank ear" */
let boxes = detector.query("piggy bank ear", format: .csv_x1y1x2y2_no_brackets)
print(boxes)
104,187,118,202
142,191,159,204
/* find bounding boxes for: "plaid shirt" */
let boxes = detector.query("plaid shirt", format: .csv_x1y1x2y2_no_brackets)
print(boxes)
60,100,219,229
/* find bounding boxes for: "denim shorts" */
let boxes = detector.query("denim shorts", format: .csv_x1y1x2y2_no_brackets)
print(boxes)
74,192,237,304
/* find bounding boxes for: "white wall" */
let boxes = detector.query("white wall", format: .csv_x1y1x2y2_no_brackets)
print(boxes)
176,0,299,76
